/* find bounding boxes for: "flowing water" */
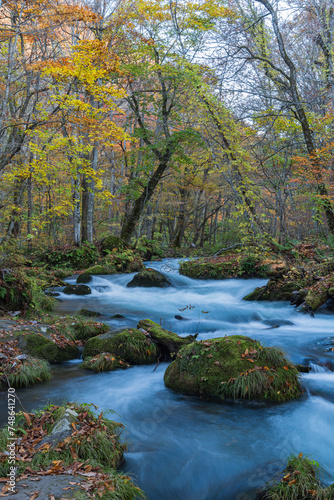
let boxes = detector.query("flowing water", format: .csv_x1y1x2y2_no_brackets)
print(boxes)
4,260,334,499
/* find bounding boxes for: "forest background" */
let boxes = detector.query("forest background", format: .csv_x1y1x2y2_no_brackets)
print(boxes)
1,0,334,257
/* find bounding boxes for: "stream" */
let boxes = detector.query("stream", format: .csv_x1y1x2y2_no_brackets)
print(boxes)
4,260,334,499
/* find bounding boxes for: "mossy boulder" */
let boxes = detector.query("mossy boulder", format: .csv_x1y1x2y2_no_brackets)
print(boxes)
70,320,110,340
138,319,197,358
15,332,78,363
62,284,91,295
81,353,130,372
180,253,270,279
100,235,128,255
83,329,158,364
303,271,334,312
76,273,93,284
83,265,108,275
164,335,302,402
127,268,172,288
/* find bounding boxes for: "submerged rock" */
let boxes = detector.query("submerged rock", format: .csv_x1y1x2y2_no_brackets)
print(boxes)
126,268,172,288
63,284,91,295
164,335,302,402
138,319,197,358
83,328,158,364
78,308,103,318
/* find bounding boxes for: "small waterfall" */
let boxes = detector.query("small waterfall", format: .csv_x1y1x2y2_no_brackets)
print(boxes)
309,362,331,373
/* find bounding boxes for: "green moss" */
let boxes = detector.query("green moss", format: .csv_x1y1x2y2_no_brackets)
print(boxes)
101,235,128,254
137,319,197,357
15,332,78,363
1,357,51,389
127,268,172,288
180,253,270,280
71,320,110,340
261,454,333,500
84,265,108,275
164,335,302,402
83,329,158,364
81,353,130,372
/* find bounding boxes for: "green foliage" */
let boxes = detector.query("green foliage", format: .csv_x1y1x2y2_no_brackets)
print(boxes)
135,236,165,260
262,454,333,500
38,243,99,269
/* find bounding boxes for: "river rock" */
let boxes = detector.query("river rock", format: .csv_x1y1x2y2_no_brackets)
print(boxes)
126,268,172,288
76,273,93,284
63,284,92,295
15,332,78,363
83,328,158,364
164,335,302,402
137,319,197,358
78,308,103,317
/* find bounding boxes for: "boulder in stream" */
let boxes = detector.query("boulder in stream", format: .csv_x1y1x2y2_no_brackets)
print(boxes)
63,284,91,295
126,268,172,288
164,335,302,402
76,273,93,284
83,328,158,364
138,319,197,358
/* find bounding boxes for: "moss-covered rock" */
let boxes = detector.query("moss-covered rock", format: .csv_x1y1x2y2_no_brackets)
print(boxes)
15,332,78,363
138,319,197,358
70,320,110,340
256,453,334,500
83,265,108,275
83,329,158,364
103,249,145,273
76,273,93,284
303,271,334,312
78,308,102,318
100,235,128,255
164,335,302,402
243,260,334,307
180,253,270,279
127,268,172,288
81,353,130,372
62,284,91,295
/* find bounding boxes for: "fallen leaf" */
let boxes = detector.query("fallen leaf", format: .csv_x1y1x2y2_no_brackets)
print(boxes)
23,413,31,427
288,479,297,485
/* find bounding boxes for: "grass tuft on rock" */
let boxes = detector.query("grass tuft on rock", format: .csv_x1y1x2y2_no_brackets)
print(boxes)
81,353,130,372
259,453,333,500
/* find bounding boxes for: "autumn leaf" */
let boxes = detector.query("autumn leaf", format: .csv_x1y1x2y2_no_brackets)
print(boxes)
288,479,297,485
23,412,32,427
